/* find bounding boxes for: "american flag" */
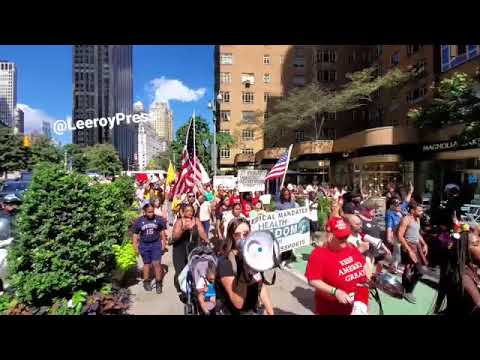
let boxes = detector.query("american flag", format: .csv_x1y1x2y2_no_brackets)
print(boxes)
265,145,293,181
170,115,208,198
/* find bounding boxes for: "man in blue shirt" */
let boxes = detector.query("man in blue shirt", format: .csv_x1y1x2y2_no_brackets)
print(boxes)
133,203,167,293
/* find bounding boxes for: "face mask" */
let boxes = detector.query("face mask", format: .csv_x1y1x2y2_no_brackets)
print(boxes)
235,238,246,253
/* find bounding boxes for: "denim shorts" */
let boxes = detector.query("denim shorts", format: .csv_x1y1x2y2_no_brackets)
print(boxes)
139,241,163,264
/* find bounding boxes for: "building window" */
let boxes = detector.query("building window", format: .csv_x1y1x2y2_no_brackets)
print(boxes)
220,110,230,121
220,91,230,103
242,92,254,104
391,51,400,66
220,72,231,84
280,129,286,137
407,45,423,56
295,130,305,142
242,129,254,140
414,58,427,78
220,147,231,159
220,129,231,136
450,45,468,58
264,92,271,102
317,50,336,63
318,70,337,82
263,73,272,84
241,111,256,123
241,73,255,88
241,148,254,155
220,53,233,65
263,55,271,65
323,112,336,121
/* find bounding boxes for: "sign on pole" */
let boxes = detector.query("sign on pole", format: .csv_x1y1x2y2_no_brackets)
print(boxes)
213,176,237,190
250,206,311,253
238,169,267,193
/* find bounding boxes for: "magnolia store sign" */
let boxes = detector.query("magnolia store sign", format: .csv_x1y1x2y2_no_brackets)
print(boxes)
421,138,480,153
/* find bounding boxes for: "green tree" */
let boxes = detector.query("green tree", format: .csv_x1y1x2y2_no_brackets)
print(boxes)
265,67,411,143
0,128,27,178
63,144,88,173
408,72,480,141
169,116,234,173
84,144,123,177
29,135,62,168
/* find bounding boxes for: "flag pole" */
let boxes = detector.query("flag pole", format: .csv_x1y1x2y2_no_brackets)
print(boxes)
280,144,293,190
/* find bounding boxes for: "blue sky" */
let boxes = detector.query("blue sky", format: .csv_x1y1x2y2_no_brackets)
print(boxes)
0,45,214,145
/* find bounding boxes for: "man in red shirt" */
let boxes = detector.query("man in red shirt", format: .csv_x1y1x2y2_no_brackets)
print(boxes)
305,217,370,315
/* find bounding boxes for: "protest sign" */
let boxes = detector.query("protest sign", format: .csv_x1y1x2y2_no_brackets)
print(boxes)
213,176,237,190
238,170,267,193
250,206,311,253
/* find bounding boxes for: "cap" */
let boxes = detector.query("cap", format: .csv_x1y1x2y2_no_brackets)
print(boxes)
326,217,351,239
306,185,314,192
287,184,294,191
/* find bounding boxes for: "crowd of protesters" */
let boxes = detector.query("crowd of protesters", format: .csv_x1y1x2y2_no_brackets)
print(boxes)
130,174,480,316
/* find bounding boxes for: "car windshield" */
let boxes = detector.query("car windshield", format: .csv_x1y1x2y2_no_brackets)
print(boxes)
1,182,28,192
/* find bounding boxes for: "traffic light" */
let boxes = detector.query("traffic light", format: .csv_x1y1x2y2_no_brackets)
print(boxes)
23,135,31,148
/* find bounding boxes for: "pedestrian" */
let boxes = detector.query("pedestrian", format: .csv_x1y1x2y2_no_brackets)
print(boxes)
434,226,480,315
305,191,319,241
198,195,211,236
204,184,215,203
342,192,364,215
132,203,167,294
171,204,208,297
240,192,253,219
275,188,298,266
384,182,401,209
305,217,370,315
184,191,199,216
385,198,409,274
216,217,274,315
397,201,429,304
222,202,245,240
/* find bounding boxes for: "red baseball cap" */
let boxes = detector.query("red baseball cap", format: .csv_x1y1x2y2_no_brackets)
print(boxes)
326,217,352,239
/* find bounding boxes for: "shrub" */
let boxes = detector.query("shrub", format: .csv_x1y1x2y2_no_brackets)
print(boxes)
7,164,134,306
112,242,137,272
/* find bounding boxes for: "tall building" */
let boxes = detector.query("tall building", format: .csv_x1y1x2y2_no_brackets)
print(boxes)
149,101,173,143
134,101,163,170
14,107,24,134
72,45,136,169
214,45,314,172
42,120,52,139
0,61,17,128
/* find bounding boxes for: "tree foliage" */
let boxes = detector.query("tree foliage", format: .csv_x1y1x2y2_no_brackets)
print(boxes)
84,144,123,177
0,128,27,177
408,72,480,141
169,116,234,173
7,165,134,306
29,135,62,168
265,67,411,141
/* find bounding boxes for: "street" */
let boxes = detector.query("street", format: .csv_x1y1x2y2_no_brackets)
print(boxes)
128,248,315,315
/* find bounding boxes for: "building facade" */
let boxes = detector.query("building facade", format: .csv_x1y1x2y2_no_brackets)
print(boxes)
0,61,17,128
134,101,163,171
214,45,315,172
14,107,24,134
149,101,173,143
72,45,136,169
42,120,52,139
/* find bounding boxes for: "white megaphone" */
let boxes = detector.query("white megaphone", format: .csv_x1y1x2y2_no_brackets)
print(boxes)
242,230,280,272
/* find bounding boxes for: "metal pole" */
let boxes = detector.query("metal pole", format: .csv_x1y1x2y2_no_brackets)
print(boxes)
213,113,217,178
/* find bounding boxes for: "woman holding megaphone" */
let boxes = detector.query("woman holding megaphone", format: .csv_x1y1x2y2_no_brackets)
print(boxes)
216,218,275,315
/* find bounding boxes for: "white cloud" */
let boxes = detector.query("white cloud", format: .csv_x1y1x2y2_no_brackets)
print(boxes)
17,103,71,143
148,77,206,107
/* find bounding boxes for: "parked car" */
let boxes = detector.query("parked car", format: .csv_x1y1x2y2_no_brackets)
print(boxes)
0,181,30,201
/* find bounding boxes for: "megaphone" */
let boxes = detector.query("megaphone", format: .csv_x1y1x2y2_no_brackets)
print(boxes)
242,230,280,272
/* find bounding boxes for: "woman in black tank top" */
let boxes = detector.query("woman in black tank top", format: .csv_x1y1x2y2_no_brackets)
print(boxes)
171,204,208,294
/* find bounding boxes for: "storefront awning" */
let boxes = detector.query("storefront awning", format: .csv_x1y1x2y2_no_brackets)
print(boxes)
434,148,480,160
350,154,402,165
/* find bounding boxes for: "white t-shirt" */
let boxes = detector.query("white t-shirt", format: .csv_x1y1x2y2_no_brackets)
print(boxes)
305,199,318,222
199,202,211,222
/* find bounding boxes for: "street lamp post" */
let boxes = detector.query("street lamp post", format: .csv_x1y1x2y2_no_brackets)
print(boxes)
208,93,222,178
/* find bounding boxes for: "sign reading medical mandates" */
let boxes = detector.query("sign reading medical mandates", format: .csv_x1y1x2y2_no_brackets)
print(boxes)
237,170,267,193
213,176,237,190
250,206,311,253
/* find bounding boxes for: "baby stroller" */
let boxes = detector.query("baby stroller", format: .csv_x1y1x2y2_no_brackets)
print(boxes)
180,245,218,315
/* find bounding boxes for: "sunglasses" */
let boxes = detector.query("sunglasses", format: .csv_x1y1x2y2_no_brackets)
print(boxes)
188,195,195,198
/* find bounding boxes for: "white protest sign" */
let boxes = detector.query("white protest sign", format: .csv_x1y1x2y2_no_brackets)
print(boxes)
250,206,311,253
238,170,267,193
213,176,237,190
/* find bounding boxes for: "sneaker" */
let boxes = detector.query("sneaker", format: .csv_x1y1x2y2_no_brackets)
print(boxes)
155,281,163,294
143,280,152,292
403,292,416,304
